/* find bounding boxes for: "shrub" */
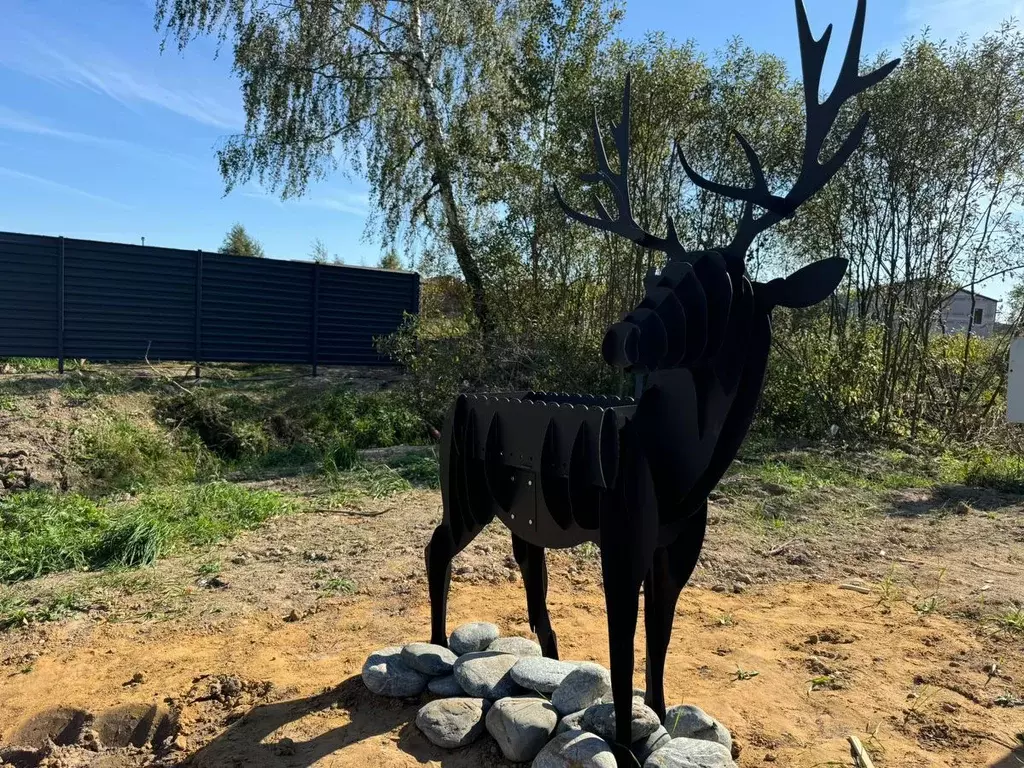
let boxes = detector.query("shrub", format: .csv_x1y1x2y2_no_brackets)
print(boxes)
73,413,208,494
156,390,268,460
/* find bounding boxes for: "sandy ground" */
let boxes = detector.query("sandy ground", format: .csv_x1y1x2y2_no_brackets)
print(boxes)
1,486,1023,768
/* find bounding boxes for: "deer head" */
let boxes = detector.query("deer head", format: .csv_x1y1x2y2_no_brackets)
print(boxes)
554,0,899,374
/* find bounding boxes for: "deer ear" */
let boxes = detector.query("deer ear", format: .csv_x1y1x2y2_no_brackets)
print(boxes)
776,257,848,309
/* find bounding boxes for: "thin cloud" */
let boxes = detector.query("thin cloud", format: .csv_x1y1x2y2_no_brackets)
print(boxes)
0,106,206,171
242,186,371,217
904,0,1024,40
0,166,132,209
0,26,243,131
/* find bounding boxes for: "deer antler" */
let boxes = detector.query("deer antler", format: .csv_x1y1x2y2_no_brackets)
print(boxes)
553,74,687,258
677,0,899,258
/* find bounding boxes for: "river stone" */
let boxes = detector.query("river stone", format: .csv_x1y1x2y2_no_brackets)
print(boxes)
510,657,577,693
533,730,618,768
487,636,542,657
632,726,671,763
600,687,647,704
583,698,662,743
555,709,586,735
449,622,500,655
414,698,490,748
643,736,735,768
484,696,558,762
362,647,428,697
453,651,520,699
401,642,458,676
551,662,611,716
427,674,465,697
665,704,733,752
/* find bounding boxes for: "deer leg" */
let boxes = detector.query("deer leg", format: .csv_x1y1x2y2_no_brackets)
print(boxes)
600,449,658,767
643,501,707,721
511,534,559,659
426,521,481,647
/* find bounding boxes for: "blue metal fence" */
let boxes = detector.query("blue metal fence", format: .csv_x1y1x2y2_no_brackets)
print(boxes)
0,231,419,371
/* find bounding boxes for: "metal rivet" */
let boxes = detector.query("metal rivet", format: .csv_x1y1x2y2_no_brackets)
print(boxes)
510,514,515,519
527,480,533,486
528,519,533,525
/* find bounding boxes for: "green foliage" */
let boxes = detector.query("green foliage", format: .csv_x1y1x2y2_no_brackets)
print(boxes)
379,249,402,270
0,492,108,582
73,413,210,493
0,484,290,583
945,448,1024,492
390,452,441,489
323,440,358,473
0,590,89,631
291,388,423,450
158,386,423,471
219,223,265,258
156,390,268,461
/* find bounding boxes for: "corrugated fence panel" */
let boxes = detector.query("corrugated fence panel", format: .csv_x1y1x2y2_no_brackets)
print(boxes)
201,253,315,364
0,230,419,367
63,239,197,361
318,265,417,365
0,233,59,358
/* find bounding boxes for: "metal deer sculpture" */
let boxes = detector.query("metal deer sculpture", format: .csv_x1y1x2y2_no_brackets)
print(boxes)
425,1,898,765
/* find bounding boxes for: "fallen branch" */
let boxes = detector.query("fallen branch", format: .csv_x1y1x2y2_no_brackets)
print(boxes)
848,735,875,768
839,583,872,595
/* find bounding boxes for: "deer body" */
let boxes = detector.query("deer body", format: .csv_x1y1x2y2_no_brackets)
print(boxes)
424,3,897,765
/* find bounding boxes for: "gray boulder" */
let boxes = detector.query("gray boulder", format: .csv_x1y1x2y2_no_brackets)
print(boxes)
415,698,490,748
643,736,735,768
510,657,577,693
401,642,458,676
533,730,618,768
600,687,647,704
555,709,586,735
449,622,500,655
484,696,558,762
452,651,520,700
632,726,671,763
665,704,732,752
583,698,661,743
488,636,542,657
551,662,611,716
427,674,464,697
361,647,428,698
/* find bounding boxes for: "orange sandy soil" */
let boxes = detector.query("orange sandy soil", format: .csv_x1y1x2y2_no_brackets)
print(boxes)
2,575,1022,768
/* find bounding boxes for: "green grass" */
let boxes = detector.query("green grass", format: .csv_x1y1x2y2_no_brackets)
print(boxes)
995,604,1024,635
0,357,65,374
389,452,441,489
320,463,413,506
0,483,292,583
0,589,89,630
73,413,216,494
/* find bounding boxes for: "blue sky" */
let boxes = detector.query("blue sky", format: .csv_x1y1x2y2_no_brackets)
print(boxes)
0,0,1019,286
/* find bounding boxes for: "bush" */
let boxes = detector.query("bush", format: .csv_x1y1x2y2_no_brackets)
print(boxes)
291,389,423,450
156,390,268,461
73,413,212,494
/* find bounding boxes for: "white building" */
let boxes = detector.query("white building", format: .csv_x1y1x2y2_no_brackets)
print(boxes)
934,289,999,338
859,281,1000,338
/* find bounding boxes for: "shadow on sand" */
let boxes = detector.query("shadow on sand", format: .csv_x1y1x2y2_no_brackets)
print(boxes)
177,675,505,768
990,749,1024,768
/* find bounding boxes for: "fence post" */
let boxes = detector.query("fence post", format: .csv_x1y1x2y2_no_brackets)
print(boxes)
195,249,203,379
57,236,65,374
311,263,320,376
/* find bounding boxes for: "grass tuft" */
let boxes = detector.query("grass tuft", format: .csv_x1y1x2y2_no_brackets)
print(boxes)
0,484,292,584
